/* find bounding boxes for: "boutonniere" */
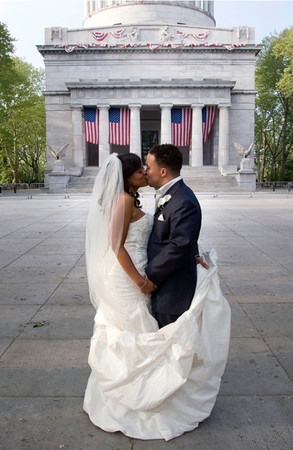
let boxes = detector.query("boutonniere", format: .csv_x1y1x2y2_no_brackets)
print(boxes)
157,194,172,211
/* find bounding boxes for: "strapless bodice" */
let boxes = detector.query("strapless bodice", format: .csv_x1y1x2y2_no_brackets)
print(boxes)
124,213,153,272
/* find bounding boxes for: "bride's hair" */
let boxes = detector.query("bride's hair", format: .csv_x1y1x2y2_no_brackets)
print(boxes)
117,153,142,209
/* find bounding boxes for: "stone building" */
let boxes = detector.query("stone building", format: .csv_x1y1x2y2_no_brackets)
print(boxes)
37,0,261,190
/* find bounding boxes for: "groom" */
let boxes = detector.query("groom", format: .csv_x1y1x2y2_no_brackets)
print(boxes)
145,144,207,328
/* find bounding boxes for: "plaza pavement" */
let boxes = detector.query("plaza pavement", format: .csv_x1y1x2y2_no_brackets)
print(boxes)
0,190,292,450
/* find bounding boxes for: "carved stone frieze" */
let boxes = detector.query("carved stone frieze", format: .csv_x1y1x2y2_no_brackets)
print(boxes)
51,27,62,41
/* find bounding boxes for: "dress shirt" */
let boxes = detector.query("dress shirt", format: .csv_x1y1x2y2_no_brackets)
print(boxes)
155,176,182,205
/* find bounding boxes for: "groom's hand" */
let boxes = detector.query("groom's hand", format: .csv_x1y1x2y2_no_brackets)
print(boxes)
196,255,209,269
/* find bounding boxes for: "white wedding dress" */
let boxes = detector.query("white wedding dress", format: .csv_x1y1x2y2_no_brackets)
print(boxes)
83,213,231,441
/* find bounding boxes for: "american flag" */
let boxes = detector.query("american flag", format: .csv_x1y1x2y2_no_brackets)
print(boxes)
109,108,130,145
84,108,99,145
202,106,216,144
171,108,192,147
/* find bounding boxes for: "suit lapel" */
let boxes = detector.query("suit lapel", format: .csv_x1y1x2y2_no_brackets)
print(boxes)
154,180,183,216
165,179,183,197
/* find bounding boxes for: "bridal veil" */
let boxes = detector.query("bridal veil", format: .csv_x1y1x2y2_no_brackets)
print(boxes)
85,153,125,309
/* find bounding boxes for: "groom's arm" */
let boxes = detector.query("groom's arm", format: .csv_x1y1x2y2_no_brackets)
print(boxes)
145,200,201,287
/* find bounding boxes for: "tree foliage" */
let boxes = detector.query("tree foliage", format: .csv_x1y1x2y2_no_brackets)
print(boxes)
275,28,293,98
0,22,15,96
255,29,293,182
0,22,46,184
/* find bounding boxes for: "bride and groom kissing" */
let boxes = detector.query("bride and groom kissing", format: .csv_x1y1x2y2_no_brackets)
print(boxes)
84,144,231,441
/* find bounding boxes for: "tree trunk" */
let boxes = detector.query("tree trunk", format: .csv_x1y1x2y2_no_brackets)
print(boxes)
279,112,288,181
12,140,20,183
269,155,276,182
12,166,20,183
260,130,267,181
32,162,40,183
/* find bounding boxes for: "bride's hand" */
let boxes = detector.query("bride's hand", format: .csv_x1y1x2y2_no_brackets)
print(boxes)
139,277,157,295
196,255,209,269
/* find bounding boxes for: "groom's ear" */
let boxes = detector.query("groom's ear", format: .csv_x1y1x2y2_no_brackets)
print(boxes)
161,167,167,178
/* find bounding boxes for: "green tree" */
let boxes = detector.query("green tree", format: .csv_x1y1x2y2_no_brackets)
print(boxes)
0,22,15,98
0,57,46,183
255,30,293,182
275,28,293,97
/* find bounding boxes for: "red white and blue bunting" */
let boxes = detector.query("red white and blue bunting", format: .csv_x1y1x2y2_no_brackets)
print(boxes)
110,29,125,39
91,31,108,41
56,42,245,53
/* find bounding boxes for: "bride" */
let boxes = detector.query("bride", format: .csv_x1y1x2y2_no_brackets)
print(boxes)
83,153,231,441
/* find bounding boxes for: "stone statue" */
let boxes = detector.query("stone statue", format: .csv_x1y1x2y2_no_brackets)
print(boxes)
47,143,68,160
234,142,254,173
128,26,138,42
160,26,173,42
51,27,62,41
234,142,253,158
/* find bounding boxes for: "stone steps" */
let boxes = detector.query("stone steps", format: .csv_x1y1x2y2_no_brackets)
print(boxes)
67,166,242,193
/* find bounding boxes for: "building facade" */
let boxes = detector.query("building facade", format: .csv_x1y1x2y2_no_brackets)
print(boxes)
37,0,261,189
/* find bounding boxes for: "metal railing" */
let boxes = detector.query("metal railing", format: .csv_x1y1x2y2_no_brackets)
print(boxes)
256,181,292,192
1,180,292,199
0,183,47,198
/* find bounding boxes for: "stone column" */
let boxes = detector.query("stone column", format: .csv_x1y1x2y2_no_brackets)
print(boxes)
71,104,84,167
129,103,141,157
191,104,204,166
208,1,214,16
203,1,209,12
218,104,230,168
97,104,110,166
160,103,173,144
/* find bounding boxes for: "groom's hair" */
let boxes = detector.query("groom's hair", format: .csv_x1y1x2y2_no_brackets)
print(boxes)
149,144,182,175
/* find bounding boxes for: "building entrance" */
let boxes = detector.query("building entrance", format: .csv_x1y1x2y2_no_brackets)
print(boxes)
141,131,159,164
87,143,99,166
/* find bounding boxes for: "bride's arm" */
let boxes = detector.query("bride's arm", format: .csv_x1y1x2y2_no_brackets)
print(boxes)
114,194,155,294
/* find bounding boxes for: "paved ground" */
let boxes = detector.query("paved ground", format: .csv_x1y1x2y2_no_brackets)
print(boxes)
0,190,292,449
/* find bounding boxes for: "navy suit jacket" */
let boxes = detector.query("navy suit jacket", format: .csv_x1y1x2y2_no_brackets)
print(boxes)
145,179,202,316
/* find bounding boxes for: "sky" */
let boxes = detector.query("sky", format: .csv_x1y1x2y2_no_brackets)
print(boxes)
0,0,292,69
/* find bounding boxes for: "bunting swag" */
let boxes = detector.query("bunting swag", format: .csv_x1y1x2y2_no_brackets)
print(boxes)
202,106,216,144
84,108,99,145
171,108,192,147
109,108,130,145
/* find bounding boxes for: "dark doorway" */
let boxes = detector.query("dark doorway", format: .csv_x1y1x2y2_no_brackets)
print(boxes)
142,131,159,164
111,144,129,155
180,146,190,165
87,143,99,166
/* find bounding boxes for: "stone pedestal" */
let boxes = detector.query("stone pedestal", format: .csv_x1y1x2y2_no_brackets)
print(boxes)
48,173,70,191
235,158,256,190
239,158,253,172
48,165,83,191
52,160,65,172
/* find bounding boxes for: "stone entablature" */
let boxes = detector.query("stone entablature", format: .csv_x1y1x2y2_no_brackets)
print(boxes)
64,80,234,106
43,24,255,49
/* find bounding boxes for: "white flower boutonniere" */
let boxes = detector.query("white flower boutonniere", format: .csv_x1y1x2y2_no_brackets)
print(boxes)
157,194,172,211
